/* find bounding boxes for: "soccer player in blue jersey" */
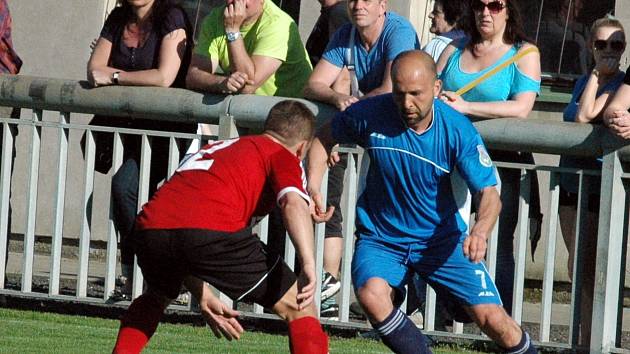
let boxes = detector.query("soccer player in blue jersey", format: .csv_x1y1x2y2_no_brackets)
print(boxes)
307,50,536,353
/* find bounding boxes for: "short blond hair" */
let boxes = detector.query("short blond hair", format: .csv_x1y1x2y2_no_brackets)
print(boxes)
590,15,625,38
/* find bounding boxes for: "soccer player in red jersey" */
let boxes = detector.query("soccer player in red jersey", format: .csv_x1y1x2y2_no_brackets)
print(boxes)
112,100,333,354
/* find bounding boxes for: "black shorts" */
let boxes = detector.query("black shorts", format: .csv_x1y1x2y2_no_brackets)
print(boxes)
133,228,297,308
325,154,347,237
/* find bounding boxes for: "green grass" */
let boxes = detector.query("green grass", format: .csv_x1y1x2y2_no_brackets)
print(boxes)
0,308,482,353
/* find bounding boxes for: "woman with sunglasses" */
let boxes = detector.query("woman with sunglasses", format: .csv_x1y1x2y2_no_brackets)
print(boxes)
436,0,541,316
559,16,626,349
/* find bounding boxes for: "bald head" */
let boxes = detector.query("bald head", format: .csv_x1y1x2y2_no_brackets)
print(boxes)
391,50,437,83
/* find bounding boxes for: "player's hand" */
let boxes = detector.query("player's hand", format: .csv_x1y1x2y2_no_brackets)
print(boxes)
440,91,470,114
220,72,253,94
296,264,317,310
309,190,334,223
224,0,247,33
463,233,487,263
199,290,244,340
328,149,341,168
333,93,358,111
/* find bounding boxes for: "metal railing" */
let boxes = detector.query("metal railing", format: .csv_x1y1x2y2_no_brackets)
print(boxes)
0,75,629,353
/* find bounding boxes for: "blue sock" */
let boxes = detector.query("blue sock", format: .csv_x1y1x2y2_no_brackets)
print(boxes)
372,308,432,354
504,330,536,354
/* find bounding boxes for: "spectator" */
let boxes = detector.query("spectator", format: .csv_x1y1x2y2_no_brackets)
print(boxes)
87,0,196,299
423,0,468,62
186,0,311,97
437,0,542,315
559,15,626,349
112,100,332,354
303,0,420,318
0,0,21,283
307,50,537,354
305,0,349,67
604,58,630,139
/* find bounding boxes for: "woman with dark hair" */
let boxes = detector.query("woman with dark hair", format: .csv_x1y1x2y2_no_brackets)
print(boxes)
436,0,542,315
87,0,195,299
423,0,468,61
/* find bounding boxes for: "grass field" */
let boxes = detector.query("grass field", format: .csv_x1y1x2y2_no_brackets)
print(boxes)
0,308,484,353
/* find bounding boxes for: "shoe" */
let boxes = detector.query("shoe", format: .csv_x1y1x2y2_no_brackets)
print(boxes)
321,272,340,302
320,302,339,320
107,289,132,303
174,292,190,306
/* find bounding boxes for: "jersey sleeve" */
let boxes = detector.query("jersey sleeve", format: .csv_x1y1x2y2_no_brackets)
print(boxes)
321,24,352,69
269,152,310,206
455,133,497,194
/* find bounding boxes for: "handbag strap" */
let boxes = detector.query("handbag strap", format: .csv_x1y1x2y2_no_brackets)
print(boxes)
454,46,539,96
345,26,363,98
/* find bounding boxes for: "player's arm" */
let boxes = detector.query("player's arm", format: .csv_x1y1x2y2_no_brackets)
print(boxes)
307,120,338,217
183,276,244,340
464,186,501,263
279,192,317,309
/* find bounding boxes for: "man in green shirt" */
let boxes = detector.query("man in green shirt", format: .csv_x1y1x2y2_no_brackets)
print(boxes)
186,0,312,97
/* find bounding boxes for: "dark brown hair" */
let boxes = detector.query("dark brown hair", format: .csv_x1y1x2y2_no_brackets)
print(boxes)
465,0,531,45
264,100,316,146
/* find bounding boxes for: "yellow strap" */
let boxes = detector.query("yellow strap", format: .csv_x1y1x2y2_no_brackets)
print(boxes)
454,47,539,97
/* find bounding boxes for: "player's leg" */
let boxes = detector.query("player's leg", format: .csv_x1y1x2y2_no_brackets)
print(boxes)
416,237,536,353
271,282,329,354
187,228,328,354
353,238,432,354
113,229,184,354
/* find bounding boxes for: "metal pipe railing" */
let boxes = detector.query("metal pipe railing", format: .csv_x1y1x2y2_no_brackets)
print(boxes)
0,75,629,353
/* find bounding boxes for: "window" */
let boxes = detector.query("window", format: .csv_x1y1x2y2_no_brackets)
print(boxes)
521,0,616,79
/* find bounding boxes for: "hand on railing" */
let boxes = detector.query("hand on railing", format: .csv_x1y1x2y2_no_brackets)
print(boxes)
606,110,630,139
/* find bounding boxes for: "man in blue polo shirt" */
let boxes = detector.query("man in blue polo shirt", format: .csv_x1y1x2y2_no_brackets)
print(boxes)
307,50,536,354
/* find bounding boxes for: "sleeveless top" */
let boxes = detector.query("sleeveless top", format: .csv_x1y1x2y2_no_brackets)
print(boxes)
440,44,541,102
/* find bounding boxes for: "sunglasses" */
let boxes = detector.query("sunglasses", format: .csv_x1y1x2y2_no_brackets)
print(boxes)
593,39,625,52
471,0,505,14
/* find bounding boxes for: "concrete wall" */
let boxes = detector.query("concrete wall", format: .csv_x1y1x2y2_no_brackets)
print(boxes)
8,0,108,240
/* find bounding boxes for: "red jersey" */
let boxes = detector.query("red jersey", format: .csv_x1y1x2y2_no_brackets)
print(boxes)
136,135,309,231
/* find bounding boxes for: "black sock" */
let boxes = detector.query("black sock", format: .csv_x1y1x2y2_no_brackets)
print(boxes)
504,330,537,354
372,308,432,354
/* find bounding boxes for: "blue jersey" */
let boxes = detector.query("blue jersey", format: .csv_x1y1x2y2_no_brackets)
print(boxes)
332,96,497,245
322,12,420,93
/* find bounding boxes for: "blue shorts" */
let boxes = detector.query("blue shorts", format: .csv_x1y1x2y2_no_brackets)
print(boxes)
352,235,502,307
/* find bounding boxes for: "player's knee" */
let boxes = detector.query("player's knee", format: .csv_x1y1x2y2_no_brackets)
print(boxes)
474,305,514,333
357,278,392,318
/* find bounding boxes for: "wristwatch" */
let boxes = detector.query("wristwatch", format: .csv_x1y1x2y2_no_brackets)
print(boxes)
112,71,121,85
226,31,241,43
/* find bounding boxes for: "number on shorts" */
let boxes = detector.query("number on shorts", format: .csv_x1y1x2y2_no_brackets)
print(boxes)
177,139,238,172
475,269,487,290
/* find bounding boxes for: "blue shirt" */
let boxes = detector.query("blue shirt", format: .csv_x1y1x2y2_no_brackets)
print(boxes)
332,96,497,245
559,71,625,193
440,44,541,101
322,12,420,93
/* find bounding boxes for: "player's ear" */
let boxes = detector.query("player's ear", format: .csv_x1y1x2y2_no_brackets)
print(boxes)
433,78,442,97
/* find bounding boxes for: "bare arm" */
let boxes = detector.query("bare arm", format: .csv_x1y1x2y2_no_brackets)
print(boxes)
306,121,337,199
186,54,253,94
575,70,615,123
463,186,501,263
304,59,357,110
435,43,457,74
441,44,541,119
279,192,317,309
603,82,630,125
87,29,188,87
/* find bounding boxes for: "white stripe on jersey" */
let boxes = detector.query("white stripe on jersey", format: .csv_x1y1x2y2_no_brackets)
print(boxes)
366,146,450,173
